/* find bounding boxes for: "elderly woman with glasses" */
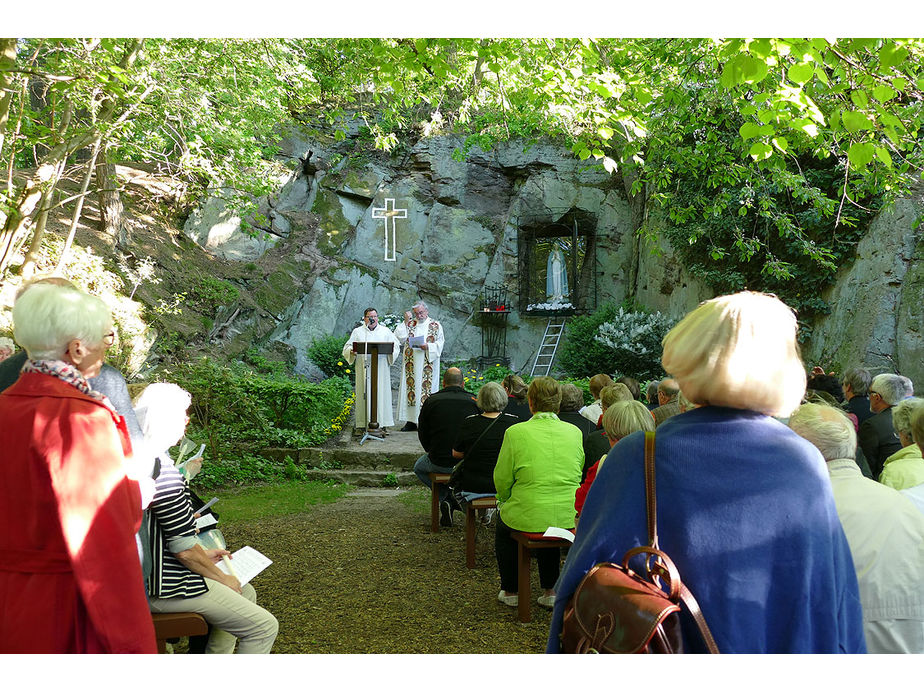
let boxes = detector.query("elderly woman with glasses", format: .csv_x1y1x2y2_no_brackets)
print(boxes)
548,292,865,654
0,282,156,653
136,382,279,654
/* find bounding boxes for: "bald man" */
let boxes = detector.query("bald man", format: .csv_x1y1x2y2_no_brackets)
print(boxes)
412,367,479,526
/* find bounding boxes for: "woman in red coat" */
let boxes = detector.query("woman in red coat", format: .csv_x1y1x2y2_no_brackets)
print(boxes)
0,281,156,653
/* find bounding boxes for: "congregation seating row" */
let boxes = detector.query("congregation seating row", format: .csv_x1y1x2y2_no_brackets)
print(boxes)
428,472,571,623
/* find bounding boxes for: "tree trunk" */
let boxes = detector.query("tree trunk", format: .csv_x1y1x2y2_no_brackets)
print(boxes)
20,159,64,278
0,164,54,276
619,163,648,301
0,39,18,156
97,147,124,245
54,136,101,273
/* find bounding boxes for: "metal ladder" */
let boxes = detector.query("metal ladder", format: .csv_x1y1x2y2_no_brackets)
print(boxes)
529,318,567,378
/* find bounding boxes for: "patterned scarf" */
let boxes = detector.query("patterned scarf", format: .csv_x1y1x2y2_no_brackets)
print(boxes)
23,359,119,417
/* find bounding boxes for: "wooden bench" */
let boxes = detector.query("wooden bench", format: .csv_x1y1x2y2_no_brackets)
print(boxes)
510,531,573,623
428,472,453,533
152,612,209,654
465,495,497,568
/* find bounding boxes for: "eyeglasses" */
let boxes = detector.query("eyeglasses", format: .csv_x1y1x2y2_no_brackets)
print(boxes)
869,391,880,398
102,330,116,347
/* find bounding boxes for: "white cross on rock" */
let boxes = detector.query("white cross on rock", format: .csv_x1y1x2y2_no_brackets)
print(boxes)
371,198,408,262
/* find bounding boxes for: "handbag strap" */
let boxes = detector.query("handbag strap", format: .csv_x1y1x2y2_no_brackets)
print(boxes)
643,430,721,654
644,431,657,548
457,413,503,467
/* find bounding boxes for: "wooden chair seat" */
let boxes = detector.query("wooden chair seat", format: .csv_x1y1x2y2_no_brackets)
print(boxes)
510,530,573,623
152,612,209,653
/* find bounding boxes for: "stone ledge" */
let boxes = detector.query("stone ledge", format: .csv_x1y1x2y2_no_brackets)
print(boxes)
303,467,418,488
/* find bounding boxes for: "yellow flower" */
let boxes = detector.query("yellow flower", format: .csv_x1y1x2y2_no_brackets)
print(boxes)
337,361,344,366
345,369,351,374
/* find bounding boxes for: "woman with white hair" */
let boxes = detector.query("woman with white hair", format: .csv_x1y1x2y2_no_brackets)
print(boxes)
574,400,655,517
136,383,278,654
0,336,14,362
879,397,924,491
548,291,865,654
0,282,156,653
450,381,519,497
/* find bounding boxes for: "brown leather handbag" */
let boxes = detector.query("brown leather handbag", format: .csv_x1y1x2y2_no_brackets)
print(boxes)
560,431,720,653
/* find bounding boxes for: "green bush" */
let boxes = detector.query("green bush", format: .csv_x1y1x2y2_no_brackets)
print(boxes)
190,276,239,309
161,358,352,486
557,302,622,378
594,307,676,382
558,302,675,382
308,333,354,383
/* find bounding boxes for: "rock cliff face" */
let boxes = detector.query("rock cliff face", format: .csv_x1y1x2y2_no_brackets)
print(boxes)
183,123,921,391
801,185,924,389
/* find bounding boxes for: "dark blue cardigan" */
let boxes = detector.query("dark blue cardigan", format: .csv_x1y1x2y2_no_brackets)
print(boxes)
547,405,866,653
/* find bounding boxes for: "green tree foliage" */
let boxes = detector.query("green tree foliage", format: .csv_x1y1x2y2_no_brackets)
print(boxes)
2,37,921,302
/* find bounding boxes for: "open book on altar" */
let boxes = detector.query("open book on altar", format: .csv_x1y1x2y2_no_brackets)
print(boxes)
217,546,273,586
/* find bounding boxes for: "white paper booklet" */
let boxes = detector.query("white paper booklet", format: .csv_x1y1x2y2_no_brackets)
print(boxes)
217,546,273,586
543,526,576,543
409,334,426,347
195,513,217,530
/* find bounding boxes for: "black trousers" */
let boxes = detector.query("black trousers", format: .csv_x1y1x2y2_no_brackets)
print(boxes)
495,515,561,592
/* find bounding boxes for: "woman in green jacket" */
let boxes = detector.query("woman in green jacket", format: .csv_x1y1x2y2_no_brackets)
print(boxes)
493,376,584,608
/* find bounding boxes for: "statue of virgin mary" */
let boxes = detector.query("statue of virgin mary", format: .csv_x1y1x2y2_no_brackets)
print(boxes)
546,245,569,303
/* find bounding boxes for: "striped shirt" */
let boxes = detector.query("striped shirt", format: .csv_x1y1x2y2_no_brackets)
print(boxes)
146,458,207,599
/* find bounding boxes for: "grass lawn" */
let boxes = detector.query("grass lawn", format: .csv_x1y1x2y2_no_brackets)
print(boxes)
209,480,352,523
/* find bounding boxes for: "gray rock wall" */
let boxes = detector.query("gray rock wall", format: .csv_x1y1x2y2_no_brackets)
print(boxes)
183,125,922,389
803,186,924,391
256,132,647,375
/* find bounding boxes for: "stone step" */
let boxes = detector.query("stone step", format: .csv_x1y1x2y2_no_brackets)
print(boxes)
302,467,419,488
262,427,425,471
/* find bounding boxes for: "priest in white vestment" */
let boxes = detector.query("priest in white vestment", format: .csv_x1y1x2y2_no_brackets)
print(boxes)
394,301,445,431
343,307,400,432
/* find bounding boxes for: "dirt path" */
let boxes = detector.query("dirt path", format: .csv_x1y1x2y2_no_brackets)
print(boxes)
220,486,554,654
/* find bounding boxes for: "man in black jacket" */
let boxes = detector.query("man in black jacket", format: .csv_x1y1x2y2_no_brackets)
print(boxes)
841,367,874,428
859,373,910,480
412,367,478,526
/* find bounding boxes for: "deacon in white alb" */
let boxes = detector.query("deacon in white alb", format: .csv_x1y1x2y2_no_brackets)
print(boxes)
343,307,400,433
394,301,445,431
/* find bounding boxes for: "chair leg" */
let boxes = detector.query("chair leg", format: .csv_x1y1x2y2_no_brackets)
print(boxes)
465,504,476,568
517,540,531,623
430,482,440,533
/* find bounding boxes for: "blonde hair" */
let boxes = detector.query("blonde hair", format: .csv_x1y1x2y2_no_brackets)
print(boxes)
602,400,655,441
789,402,856,461
600,383,633,409
912,406,924,449
661,291,806,417
892,397,924,439
502,374,527,401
